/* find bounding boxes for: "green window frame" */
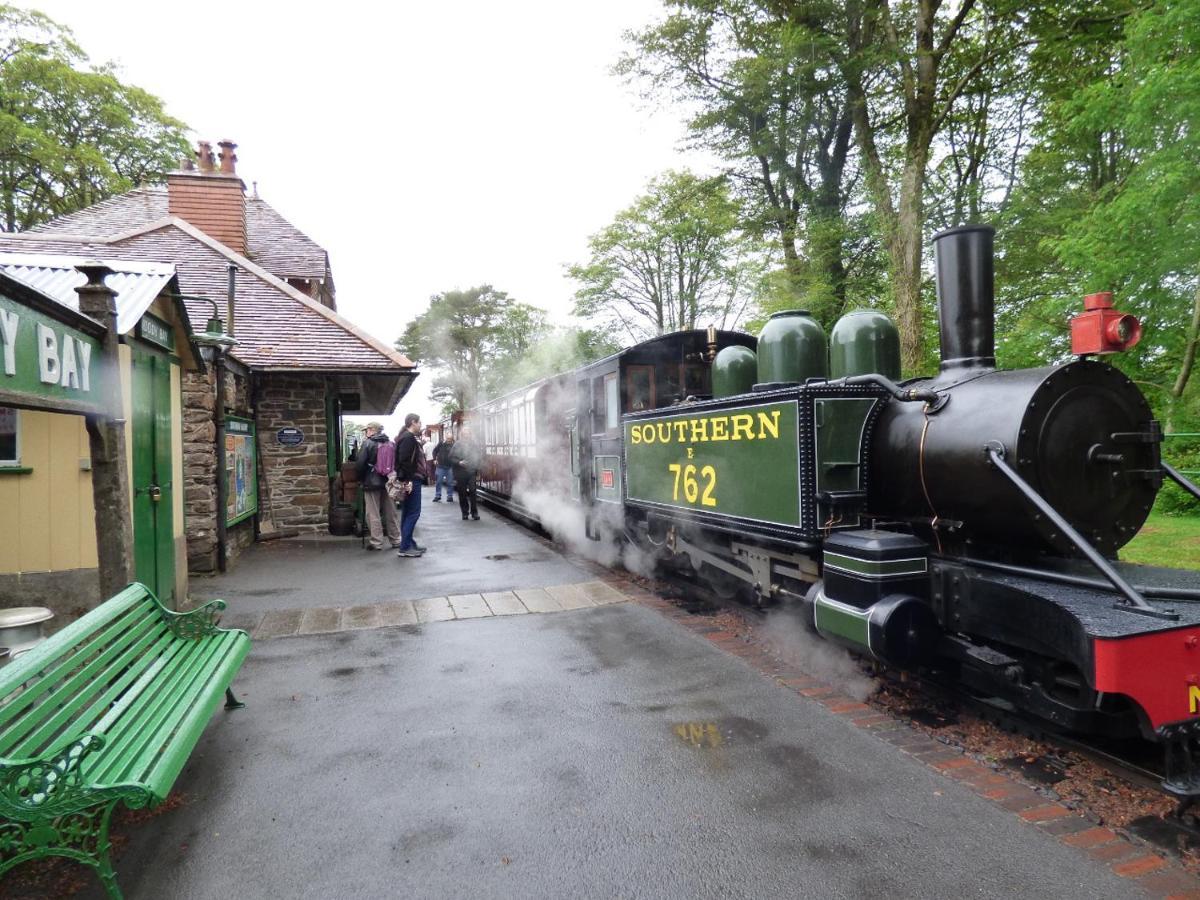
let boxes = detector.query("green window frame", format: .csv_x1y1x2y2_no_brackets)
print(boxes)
0,406,20,467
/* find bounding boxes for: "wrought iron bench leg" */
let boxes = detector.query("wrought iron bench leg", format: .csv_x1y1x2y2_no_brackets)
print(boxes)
224,687,246,710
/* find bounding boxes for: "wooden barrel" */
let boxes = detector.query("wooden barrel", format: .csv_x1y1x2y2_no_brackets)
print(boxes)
328,503,356,535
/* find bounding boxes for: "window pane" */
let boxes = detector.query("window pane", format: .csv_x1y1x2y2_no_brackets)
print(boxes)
0,407,16,463
605,374,619,431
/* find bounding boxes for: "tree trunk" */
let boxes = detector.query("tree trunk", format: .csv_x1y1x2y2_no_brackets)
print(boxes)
1172,284,1200,399
892,153,929,371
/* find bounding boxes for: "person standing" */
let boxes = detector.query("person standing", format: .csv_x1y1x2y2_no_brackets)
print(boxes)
449,425,482,521
431,433,456,502
354,421,400,550
395,413,426,557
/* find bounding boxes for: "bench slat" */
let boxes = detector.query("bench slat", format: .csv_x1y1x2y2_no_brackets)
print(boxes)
2,627,176,760
85,636,232,787
0,595,156,735
142,635,251,795
0,610,166,751
0,585,147,699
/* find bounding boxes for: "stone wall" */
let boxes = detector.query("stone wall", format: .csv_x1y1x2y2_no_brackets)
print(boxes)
254,373,329,533
182,365,253,573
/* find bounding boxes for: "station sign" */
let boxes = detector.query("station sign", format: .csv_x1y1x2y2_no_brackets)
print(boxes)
624,399,801,527
136,312,175,352
0,290,105,414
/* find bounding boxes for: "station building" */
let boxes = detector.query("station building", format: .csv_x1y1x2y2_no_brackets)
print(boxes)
0,139,416,617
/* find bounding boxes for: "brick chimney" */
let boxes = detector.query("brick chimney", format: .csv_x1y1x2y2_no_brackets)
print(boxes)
167,139,247,254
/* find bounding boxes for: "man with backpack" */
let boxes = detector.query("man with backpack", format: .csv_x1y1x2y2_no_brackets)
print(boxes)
355,421,401,550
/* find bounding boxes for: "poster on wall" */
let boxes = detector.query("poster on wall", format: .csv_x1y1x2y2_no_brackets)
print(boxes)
225,416,258,526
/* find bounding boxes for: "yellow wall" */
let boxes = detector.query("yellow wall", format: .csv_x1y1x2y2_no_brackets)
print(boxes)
0,411,98,574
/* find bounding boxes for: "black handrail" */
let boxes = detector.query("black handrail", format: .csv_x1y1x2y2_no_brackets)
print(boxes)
984,441,1177,620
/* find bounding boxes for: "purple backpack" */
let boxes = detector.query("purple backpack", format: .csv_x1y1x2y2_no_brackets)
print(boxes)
373,438,396,477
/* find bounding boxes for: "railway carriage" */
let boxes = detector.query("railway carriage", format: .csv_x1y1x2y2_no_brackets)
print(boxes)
456,224,1200,799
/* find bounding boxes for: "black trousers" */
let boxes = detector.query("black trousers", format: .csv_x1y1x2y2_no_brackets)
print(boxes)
456,472,478,518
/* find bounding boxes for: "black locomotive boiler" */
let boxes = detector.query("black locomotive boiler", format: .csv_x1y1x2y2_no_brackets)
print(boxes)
463,225,1200,798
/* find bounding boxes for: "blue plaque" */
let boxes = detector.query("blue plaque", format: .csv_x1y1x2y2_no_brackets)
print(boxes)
276,427,304,446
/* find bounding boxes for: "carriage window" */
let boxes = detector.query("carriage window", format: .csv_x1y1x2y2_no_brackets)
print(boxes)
0,407,17,465
605,373,619,432
626,366,655,412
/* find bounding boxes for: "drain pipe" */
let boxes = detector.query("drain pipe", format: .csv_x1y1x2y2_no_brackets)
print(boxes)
214,347,227,573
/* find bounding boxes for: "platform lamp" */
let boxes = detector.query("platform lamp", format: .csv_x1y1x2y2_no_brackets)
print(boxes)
180,295,238,573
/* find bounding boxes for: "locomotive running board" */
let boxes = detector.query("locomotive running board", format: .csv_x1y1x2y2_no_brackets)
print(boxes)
983,441,1178,621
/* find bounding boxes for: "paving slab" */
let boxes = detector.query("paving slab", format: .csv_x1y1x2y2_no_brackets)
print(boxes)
482,590,527,616
545,582,594,610
448,593,491,619
414,596,455,623
578,580,626,605
189,496,596,613
343,604,383,630
513,587,562,613
376,601,418,627
253,608,302,639
86,603,1138,900
296,606,341,635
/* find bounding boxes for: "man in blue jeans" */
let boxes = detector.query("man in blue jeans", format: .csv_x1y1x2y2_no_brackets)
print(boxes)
431,433,456,502
394,413,426,557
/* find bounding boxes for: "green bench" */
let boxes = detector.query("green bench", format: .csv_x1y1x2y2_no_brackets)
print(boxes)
0,582,251,898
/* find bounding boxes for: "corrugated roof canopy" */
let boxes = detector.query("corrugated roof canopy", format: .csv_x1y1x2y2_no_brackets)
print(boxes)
0,252,176,334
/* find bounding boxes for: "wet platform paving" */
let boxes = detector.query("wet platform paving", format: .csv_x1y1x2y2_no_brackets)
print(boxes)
47,495,1183,898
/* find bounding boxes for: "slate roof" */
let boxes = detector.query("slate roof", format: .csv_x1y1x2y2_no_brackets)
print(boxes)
32,186,330,284
0,221,412,373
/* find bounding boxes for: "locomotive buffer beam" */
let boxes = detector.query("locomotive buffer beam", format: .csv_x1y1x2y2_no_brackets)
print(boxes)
983,441,1178,621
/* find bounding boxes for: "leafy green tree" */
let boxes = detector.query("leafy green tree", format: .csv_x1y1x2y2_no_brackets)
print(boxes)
620,2,870,323
1056,0,1200,423
569,170,760,341
0,5,189,231
489,327,622,398
397,286,556,411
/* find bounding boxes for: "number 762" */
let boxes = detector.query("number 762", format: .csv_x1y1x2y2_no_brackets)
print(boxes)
668,463,717,507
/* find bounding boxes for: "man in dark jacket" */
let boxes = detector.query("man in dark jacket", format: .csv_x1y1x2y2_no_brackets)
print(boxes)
355,421,400,550
431,435,456,502
449,425,483,521
394,413,426,557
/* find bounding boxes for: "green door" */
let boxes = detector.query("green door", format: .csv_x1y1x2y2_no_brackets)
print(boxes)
131,349,175,604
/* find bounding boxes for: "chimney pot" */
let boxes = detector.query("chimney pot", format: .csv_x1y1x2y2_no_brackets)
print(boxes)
218,140,238,175
196,140,216,173
181,156,196,172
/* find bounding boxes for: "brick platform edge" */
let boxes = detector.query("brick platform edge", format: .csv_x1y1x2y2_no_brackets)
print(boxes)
616,578,1200,900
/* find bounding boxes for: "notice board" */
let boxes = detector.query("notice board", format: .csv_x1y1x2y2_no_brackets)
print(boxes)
225,415,258,526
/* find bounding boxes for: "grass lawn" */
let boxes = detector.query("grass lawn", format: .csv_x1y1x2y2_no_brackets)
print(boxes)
1121,512,1200,571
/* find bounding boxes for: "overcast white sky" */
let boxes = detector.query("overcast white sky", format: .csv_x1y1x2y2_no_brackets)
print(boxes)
22,0,714,431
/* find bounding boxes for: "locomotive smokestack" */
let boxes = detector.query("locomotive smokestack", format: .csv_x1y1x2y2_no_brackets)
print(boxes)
933,224,995,371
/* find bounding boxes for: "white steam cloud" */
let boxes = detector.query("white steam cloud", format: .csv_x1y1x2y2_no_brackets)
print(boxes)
761,603,879,702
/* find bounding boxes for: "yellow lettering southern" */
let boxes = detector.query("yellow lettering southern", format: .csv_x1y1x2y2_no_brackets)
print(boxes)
710,417,729,441
689,418,709,442
757,410,780,440
673,420,688,442
656,423,671,443
1190,685,1200,715
630,425,641,444
642,425,656,444
731,414,755,441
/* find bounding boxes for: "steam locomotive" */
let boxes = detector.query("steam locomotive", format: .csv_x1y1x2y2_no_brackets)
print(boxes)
465,225,1200,798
